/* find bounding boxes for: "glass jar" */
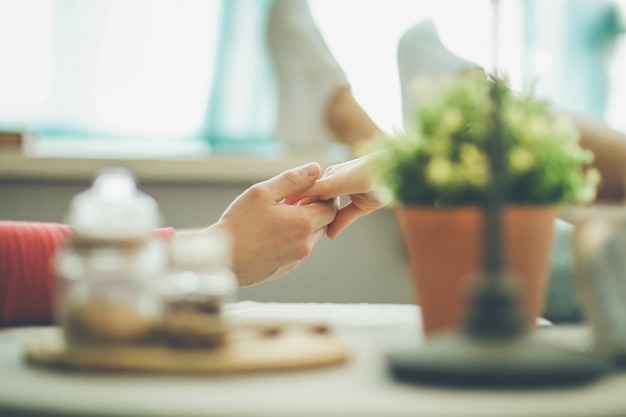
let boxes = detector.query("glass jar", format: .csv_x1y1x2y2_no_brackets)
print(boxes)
55,167,166,346
158,230,238,348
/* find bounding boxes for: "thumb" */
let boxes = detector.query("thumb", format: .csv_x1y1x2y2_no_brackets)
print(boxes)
263,163,321,200
282,180,328,205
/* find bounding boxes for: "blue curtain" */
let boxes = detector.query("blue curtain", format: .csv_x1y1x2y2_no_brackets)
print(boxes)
200,0,278,152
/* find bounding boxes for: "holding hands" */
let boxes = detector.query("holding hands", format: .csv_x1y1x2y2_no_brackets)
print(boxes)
190,156,388,288
206,163,338,287
0,158,388,328
288,155,390,238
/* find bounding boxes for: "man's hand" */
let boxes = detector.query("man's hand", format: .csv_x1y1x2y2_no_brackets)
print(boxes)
209,163,338,286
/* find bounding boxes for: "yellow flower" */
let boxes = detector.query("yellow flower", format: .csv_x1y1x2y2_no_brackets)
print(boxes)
427,158,453,186
460,144,485,166
526,117,549,140
552,115,579,142
439,108,463,133
459,144,489,187
463,163,488,187
505,106,525,130
509,147,535,172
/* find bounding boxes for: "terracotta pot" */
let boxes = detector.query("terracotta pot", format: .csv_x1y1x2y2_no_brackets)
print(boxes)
395,205,558,337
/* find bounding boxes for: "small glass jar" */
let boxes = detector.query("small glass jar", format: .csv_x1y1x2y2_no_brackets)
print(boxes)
55,168,166,346
158,230,238,348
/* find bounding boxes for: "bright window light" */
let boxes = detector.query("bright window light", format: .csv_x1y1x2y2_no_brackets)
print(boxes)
0,0,53,115
92,0,220,138
311,0,524,133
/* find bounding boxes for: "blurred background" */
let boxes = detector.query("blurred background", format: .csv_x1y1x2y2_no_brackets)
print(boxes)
1,0,624,153
0,0,624,308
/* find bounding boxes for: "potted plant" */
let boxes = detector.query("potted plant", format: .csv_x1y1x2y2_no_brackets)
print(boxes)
368,70,599,337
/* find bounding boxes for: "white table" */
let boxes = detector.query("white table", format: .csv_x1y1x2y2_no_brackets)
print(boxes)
0,302,625,417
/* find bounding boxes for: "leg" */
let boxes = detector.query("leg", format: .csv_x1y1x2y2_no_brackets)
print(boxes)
397,20,473,130
326,87,380,148
565,113,626,202
266,0,380,150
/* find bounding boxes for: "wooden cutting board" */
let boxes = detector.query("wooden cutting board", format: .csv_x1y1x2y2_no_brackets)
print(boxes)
24,320,350,373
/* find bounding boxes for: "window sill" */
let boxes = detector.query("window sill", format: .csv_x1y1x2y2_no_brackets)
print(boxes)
0,145,352,185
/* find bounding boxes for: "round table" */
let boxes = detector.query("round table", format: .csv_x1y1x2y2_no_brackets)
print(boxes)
1,302,625,417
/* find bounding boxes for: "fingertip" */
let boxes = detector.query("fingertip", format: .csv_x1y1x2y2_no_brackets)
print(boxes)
327,205,362,238
303,162,322,178
326,222,342,239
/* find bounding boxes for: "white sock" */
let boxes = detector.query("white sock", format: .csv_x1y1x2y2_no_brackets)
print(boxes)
397,20,474,130
266,0,349,149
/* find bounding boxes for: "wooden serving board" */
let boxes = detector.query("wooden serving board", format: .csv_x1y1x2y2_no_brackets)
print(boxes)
24,320,349,373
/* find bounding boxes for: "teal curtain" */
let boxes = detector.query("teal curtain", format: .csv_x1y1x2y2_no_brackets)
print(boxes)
524,0,624,118
523,0,625,323
200,0,278,152
563,0,623,118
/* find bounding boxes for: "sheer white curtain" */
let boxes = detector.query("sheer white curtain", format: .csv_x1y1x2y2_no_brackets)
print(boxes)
0,0,53,125
0,0,219,145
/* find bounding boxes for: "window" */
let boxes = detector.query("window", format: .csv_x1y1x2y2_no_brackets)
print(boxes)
1,0,624,157
0,0,222,156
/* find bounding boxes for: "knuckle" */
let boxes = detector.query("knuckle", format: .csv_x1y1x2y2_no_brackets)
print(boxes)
293,244,313,260
296,221,315,236
245,184,266,201
281,170,301,187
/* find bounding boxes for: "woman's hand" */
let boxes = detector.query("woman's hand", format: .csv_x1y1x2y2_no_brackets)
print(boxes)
288,155,390,238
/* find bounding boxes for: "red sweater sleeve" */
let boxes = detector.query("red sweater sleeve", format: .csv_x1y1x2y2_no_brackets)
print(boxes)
0,222,175,327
